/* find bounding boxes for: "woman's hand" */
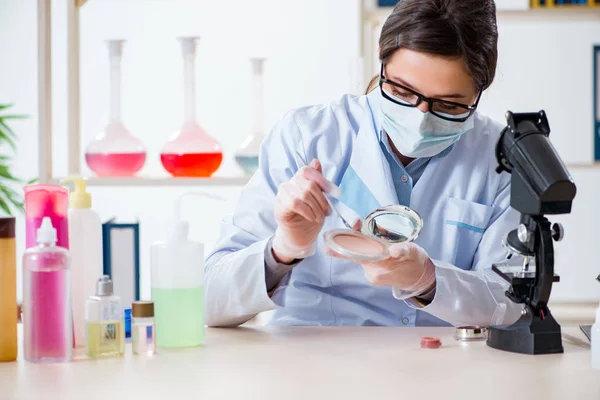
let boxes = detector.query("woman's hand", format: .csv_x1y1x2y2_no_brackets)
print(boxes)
326,222,436,296
272,159,340,263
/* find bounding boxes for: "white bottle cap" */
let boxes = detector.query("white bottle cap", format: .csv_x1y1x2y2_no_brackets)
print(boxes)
37,217,57,245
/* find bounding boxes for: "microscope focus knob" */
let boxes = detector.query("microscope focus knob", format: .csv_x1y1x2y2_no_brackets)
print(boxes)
517,224,530,244
552,223,564,242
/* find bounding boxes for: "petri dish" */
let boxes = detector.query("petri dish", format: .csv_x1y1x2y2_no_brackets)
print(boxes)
362,205,423,243
323,229,389,262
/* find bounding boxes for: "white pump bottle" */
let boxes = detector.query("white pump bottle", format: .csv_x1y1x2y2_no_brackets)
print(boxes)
62,178,103,348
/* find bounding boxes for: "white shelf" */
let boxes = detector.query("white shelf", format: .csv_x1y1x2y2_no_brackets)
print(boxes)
48,176,251,187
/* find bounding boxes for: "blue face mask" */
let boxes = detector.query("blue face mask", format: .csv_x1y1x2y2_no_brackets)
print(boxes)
380,88,474,158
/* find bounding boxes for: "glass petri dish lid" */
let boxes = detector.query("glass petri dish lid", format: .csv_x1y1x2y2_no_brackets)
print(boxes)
362,205,423,243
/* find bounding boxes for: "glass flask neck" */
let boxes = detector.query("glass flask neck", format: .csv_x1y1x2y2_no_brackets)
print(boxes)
183,53,197,124
251,59,265,136
110,55,122,124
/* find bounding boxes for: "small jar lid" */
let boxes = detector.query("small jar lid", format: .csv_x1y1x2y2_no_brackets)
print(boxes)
454,326,487,341
132,301,154,318
0,217,15,239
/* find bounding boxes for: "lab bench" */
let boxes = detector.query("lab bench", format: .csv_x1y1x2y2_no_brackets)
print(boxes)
0,325,597,399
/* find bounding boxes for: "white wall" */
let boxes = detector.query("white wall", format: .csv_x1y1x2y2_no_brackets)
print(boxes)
1,0,599,303
1,0,361,301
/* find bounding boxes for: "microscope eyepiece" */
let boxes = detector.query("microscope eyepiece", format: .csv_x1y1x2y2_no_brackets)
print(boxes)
496,110,576,215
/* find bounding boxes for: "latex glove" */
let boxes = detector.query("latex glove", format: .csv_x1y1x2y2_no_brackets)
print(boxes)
272,159,341,263
326,222,436,297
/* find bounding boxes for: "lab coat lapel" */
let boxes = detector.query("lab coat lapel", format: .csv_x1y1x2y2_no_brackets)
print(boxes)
337,91,399,220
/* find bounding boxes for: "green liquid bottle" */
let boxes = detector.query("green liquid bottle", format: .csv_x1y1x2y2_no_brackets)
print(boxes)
151,192,212,348
152,287,204,347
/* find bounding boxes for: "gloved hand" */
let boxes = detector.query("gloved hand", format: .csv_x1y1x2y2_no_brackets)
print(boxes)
326,223,436,297
272,159,341,263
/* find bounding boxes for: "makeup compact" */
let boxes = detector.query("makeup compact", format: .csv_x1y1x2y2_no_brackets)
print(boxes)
323,205,423,262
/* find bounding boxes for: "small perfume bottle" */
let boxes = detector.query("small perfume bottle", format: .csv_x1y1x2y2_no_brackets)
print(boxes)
85,275,124,358
131,301,156,355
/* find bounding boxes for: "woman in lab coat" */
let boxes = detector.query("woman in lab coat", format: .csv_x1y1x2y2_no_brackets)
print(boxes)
205,0,525,327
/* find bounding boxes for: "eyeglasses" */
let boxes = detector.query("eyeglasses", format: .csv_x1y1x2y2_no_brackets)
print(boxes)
379,64,482,123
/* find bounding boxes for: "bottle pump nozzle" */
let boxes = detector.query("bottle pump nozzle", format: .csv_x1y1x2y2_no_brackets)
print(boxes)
61,177,92,209
37,217,57,245
170,191,225,242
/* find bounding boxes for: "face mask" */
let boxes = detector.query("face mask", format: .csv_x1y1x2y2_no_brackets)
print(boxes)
380,89,475,158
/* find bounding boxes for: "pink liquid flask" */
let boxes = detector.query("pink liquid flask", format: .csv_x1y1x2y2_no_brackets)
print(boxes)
85,40,146,177
23,218,72,363
160,37,223,178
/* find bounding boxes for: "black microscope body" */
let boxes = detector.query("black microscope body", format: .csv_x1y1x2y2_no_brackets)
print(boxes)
486,110,577,355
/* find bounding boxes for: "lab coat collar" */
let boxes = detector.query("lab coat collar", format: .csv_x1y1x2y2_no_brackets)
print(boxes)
367,89,384,141
336,90,399,220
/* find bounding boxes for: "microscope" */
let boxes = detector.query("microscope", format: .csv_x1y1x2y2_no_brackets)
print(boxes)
486,110,577,355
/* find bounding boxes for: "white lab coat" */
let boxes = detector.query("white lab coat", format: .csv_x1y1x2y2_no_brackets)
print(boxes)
204,90,525,327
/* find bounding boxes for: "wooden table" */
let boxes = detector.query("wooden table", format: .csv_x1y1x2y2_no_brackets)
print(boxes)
0,326,598,400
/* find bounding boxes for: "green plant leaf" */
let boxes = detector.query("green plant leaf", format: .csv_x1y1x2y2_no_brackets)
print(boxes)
0,104,13,111
0,115,27,120
0,129,17,150
0,186,21,202
0,165,21,182
0,120,17,139
0,188,23,214
27,178,38,184
0,197,13,216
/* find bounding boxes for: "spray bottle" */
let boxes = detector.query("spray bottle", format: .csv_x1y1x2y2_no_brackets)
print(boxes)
150,191,223,348
62,178,103,348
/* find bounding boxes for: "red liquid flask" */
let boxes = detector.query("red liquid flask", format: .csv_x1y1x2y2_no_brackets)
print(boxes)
160,37,222,178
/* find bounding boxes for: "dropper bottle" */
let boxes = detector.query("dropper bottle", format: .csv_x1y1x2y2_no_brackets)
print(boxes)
23,217,72,363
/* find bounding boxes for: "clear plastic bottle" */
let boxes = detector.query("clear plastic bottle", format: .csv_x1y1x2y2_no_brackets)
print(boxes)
151,191,223,348
235,58,266,175
85,40,146,177
23,217,72,363
160,37,223,177
85,275,125,358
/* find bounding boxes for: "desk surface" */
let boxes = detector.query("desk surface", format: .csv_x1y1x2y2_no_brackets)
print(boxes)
1,326,598,400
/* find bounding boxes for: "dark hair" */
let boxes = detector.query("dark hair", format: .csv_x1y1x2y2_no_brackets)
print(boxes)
366,0,498,94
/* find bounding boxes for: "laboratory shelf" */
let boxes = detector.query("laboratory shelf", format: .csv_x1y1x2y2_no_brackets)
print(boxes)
48,176,251,187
